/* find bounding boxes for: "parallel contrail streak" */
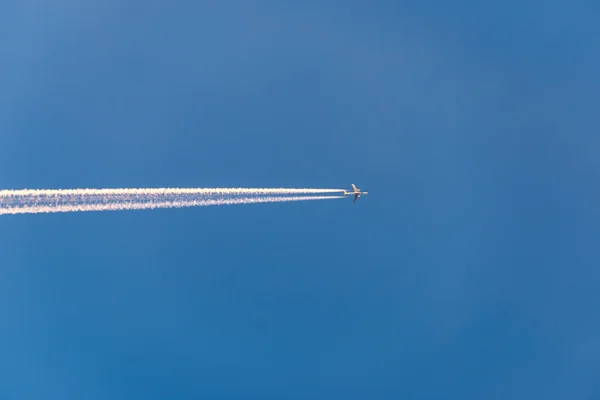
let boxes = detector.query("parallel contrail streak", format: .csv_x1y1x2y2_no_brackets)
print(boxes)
0,195,343,215
0,187,344,197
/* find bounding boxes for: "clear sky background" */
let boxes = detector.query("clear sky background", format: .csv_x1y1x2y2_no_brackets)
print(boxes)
1,1,599,399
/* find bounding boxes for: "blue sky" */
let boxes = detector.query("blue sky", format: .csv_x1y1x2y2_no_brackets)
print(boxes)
1,1,599,398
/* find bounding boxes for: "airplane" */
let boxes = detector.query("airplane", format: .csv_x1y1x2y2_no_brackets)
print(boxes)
344,184,368,204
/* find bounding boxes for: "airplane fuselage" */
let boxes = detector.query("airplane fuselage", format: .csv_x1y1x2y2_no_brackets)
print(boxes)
344,191,368,196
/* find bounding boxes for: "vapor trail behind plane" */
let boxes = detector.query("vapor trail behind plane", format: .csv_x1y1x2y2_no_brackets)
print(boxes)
0,187,344,197
0,195,343,216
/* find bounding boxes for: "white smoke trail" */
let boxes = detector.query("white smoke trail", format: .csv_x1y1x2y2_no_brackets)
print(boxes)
0,187,344,197
0,195,343,215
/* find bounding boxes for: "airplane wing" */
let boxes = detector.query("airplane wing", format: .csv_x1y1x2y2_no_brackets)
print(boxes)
353,194,359,204
352,184,358,192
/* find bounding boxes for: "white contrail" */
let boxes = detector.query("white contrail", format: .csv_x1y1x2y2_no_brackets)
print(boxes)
0,187,344,197
0,195,343,215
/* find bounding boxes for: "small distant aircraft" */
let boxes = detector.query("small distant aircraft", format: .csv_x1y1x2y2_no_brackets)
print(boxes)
344,184,368,204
